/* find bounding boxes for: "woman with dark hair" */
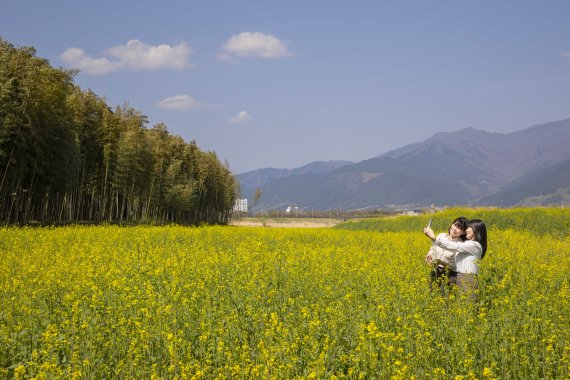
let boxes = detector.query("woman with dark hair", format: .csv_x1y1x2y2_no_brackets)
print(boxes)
424,217,468,294
424,219,487,298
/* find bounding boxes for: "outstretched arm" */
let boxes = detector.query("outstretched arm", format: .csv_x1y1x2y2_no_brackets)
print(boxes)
435,235,482,256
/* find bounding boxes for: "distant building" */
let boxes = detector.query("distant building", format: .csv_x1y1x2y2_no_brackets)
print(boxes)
285,206,299,214
233,198,248,212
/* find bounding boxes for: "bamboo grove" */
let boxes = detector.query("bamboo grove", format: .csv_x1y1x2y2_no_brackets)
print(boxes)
0,39,237,225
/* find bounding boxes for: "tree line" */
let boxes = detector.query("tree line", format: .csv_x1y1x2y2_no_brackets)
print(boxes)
0,38,237,225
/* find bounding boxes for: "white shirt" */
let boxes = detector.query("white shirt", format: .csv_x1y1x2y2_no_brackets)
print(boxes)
428,234,458,271
435,234,482,274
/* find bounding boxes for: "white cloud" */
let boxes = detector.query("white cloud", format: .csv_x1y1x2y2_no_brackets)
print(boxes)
219,32,290,61
230,111,252,123
60,39,192,74
562,51,570,57
60,48,122,74
156,95,202,110
106,40,191,70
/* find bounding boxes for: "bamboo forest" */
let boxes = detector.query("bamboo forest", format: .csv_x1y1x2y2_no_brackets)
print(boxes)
0,39,237,225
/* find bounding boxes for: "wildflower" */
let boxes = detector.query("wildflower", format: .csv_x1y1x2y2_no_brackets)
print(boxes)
14,365,25,379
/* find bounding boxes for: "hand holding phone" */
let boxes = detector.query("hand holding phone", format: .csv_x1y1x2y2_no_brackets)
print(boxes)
423,218,435,240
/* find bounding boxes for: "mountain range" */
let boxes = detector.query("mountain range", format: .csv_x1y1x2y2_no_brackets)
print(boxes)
236,118,570,211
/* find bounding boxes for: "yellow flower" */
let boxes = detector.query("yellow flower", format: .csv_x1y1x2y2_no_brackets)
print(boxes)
14,365,25,379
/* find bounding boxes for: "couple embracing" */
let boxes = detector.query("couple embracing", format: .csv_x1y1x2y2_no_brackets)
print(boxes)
423,217,488,299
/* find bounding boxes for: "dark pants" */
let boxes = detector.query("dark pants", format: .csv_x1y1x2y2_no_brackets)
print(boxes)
430,265,457,296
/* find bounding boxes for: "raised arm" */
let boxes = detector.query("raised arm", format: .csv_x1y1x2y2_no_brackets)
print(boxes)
435,235,482,257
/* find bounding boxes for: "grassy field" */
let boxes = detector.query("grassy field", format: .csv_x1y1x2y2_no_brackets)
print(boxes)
1,208,569,379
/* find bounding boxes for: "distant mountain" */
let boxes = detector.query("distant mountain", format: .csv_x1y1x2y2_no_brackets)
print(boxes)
479,159,570,206
237,160,353,192
236,118,570,210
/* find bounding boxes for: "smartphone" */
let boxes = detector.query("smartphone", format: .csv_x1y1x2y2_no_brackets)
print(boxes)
427,218,432,228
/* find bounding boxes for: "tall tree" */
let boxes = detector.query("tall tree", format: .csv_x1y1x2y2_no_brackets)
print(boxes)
0,38,77,223
1,38,237,225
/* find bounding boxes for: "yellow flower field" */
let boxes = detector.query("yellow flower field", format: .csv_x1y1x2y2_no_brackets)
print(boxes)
1,209,569,379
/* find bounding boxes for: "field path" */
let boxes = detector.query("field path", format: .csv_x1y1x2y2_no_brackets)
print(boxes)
230,218,340,228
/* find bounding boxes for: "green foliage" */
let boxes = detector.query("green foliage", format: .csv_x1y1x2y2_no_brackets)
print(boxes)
336,207,570,238
0,38,236,225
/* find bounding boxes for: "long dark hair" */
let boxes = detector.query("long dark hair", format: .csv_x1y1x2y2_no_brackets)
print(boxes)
468,219,488,258
450,216,468,241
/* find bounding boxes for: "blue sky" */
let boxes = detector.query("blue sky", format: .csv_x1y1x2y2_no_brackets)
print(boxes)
2,1,570,174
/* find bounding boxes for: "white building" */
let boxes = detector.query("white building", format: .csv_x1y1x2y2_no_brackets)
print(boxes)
285,206,299,214
233,198,248,212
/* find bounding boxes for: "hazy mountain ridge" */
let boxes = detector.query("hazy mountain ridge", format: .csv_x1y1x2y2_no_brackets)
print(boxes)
236,118,570,210
237,160,353,191
479,159,570,206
